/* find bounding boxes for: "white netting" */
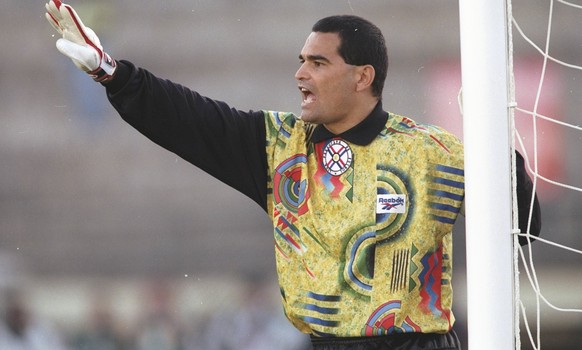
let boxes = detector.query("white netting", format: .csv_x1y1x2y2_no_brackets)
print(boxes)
508,0,582,349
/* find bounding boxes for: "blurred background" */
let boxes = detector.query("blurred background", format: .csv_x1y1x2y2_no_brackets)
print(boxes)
1,0,581,349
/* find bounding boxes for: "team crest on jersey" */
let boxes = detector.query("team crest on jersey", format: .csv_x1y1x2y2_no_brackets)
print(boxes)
322,139,353,176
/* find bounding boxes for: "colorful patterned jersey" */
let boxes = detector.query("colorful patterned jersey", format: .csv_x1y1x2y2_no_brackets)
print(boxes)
264,110,465,338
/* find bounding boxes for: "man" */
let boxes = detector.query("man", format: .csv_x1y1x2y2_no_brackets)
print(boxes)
45,1,540,349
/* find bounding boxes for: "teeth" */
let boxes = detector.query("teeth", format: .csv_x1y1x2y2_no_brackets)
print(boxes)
299,87,314,104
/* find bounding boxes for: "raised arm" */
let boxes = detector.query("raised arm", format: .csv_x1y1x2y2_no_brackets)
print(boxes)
45,0,269,210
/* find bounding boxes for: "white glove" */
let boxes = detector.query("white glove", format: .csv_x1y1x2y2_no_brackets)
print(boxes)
45,0,116,83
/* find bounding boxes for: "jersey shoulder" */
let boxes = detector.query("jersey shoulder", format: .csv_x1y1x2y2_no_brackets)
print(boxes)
385,112,464,165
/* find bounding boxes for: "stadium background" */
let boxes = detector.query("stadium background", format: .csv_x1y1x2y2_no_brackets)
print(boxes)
1,0,581,349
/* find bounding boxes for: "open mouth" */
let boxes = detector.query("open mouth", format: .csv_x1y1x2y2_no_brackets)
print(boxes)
299,87,316,105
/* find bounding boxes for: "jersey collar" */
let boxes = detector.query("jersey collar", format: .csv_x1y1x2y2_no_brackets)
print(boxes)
310,102,388,146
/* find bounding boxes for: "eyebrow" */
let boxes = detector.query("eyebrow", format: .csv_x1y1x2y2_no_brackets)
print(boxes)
299,54,331,64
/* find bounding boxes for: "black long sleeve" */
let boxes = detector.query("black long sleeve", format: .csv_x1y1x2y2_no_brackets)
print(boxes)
104,60,269,211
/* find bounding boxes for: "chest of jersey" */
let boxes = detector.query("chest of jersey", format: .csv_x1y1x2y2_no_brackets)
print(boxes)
265,111,464,337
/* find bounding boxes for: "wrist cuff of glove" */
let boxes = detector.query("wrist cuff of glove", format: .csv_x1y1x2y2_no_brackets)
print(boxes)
88,52,117,83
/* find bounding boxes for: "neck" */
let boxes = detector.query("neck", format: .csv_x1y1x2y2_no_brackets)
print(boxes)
324,97,379,135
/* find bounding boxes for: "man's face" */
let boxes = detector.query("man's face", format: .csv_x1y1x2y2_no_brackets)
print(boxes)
295,32,360,131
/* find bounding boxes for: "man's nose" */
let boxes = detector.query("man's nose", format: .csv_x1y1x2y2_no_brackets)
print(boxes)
295,63,308,81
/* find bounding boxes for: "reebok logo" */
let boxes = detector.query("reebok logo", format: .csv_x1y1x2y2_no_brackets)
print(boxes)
376,194,406,214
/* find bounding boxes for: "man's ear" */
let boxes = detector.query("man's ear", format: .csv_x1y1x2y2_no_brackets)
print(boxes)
355,65,375,92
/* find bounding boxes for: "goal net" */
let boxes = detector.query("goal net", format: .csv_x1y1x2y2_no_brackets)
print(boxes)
509,0,582,349
460,0,582,349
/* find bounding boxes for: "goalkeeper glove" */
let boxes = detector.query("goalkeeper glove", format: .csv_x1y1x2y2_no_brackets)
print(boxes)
45,0,116,83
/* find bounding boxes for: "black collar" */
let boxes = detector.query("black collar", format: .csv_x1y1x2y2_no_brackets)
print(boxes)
310,102,388,146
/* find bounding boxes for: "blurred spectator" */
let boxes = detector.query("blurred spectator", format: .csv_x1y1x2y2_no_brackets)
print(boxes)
0,290,69,350
70,295,127,350
134,281,182,350
195,278,310,350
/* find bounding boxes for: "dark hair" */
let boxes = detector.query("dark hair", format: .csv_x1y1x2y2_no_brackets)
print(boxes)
312,15,388,98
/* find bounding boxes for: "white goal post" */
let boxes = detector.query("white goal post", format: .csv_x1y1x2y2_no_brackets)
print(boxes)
458,0,515,349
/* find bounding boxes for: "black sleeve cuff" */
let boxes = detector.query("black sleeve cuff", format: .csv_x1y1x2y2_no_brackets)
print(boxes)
515,151,542,245
101,60,132,94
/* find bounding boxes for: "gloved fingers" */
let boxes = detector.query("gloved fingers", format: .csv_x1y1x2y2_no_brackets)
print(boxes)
46,1,81,42
56,38,99,72
45,1,61,21
59,4,87,37
48,0,104,54
82,26,103,48
47,1,116,82
45,1,64,34
45,12,62,34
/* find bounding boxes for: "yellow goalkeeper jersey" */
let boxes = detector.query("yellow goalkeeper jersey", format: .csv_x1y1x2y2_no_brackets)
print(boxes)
264,104,464,337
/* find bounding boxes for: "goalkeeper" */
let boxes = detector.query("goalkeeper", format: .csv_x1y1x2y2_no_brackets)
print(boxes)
45,1,540,349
